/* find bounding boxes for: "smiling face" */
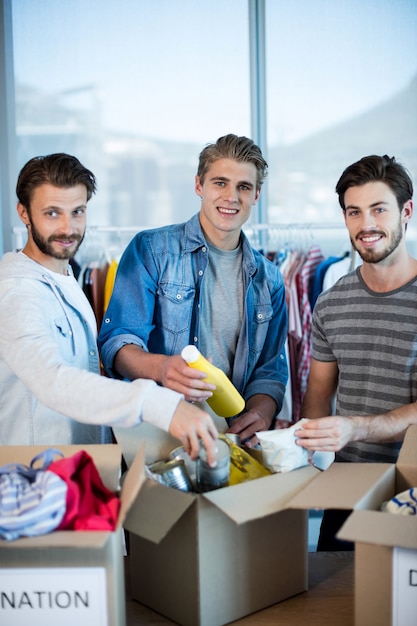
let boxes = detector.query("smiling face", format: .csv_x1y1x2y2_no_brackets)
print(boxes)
343,181,413,264
195,158,260,250
18,183,87,274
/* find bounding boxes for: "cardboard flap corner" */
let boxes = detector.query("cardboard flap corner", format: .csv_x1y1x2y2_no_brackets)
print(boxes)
117,442,147,528
396,424,417,489
338,509,417,549
203,464,317,525
288,462,395,512
123,477,195,543
114,422,180,467
398,424,417,463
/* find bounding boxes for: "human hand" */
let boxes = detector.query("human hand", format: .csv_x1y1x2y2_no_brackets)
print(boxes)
294,416,355,451
227,409,272,448
168,400,219,466
274,419,293,430
160,355,215,402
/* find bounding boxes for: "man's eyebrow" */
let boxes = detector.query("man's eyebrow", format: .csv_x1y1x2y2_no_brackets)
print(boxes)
345,200,389,210
209,175,254,188
209,175,229,182
43,204,87,210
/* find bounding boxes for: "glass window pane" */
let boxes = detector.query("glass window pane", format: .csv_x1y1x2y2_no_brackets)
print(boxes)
265,0,417,235
12,0,250,237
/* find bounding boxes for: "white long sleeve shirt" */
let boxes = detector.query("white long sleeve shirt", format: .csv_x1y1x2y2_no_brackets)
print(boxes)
0,252,182,445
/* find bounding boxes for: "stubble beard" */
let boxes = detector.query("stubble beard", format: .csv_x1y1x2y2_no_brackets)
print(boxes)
29,218,85,261
351,219,403,264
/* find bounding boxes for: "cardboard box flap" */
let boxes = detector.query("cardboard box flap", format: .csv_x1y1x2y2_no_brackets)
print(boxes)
0,444,122,492
338,509,417,549
114,422,180,466
123,478,195,543
117,443,147,529
202,465,317,525
398,424,417,465
288,462,395,511
396,425,417,490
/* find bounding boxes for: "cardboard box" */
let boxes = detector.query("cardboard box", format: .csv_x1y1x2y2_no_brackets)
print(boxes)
337,425,417,626
0,443,146,626
118,424,417,626
117,423,315,626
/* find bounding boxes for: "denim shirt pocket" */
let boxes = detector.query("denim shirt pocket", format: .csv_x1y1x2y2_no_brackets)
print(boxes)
156,283,195,335
54,315,76,361
250,303,273,355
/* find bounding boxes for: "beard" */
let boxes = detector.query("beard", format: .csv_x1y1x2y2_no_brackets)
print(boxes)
351,218,403,264
29,218,85,260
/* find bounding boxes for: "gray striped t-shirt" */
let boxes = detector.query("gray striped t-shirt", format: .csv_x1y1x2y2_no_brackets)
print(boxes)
312,267,417,463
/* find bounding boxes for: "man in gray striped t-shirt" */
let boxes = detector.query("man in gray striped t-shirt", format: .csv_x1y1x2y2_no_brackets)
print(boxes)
295,154,415,550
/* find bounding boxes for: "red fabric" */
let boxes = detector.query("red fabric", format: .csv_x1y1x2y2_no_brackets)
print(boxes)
48,450,120,531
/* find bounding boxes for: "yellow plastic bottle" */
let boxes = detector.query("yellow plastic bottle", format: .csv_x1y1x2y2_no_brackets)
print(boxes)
181,345,245,417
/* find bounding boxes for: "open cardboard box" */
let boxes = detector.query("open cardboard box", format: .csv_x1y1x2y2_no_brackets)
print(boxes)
337,425,417,626
0,443,146,626
116,423,416,626
120,424,314,626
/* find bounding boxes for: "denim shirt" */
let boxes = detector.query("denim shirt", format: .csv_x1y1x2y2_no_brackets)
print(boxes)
99,213,288,410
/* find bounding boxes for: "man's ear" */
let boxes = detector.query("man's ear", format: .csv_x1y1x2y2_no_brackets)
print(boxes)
195,175,203,198
402,200,413,224
17,202,30,226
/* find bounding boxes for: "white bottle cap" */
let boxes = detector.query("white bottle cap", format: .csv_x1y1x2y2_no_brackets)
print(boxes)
181,345,200,363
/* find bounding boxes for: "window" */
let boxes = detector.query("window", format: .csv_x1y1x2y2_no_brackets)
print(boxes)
11,0,250,237
265,0,417,226
4,0,417,256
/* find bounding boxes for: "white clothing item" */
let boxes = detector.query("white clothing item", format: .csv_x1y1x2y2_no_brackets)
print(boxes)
256,419,309,473
382,488,417,515
0,252,183,445
276,339,292,422
322,253,361,292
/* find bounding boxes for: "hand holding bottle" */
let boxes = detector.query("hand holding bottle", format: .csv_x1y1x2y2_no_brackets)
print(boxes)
181,345,245,418
158,353,216,402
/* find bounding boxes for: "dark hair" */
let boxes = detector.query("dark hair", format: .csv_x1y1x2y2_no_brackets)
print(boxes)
336,155,413,211
197,134,268,189
16,153,96,209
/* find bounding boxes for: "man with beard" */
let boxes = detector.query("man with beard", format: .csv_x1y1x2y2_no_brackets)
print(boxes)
0,153,218,465
295,154,416,549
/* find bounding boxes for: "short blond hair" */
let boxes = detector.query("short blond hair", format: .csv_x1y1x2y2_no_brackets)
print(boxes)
197,134,268,190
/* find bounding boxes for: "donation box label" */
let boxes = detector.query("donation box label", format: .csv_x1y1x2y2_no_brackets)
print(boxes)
393,548,417,626
0,567,108,626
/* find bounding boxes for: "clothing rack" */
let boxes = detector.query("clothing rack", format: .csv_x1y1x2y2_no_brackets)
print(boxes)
12,222,354,268
12,222,346,248
245,222,351,258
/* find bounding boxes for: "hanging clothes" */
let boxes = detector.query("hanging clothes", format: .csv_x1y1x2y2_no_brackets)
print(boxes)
258,224,353,425
294,245,324,420
310,253,346,309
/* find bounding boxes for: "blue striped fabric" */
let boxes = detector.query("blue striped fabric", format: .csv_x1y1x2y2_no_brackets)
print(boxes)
382,488,417,515
0,450,68,541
